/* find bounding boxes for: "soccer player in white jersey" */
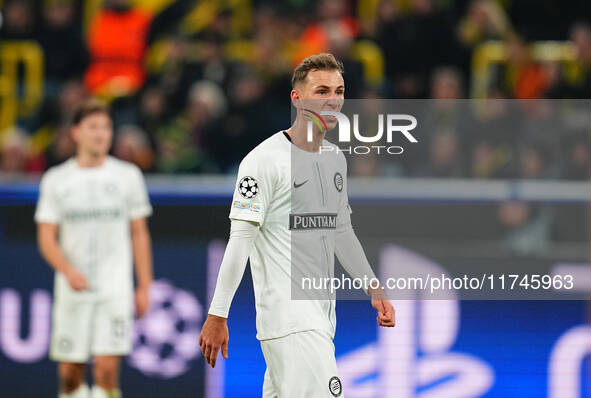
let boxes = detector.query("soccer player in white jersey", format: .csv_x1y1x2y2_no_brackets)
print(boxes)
200,53,395,397
35,101,153,398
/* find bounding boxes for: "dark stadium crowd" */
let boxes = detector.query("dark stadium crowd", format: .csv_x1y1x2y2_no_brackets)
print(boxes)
2,0,591,179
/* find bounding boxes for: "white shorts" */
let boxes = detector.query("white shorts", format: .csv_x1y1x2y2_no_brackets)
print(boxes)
50,298,133,363
260,330,344,398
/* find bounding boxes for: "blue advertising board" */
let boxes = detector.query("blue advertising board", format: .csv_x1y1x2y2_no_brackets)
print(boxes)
0,184,589,397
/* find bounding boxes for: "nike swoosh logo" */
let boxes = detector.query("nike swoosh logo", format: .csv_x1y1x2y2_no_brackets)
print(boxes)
293,180,309,188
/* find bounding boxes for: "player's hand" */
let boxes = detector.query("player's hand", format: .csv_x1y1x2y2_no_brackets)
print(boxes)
64,268,88,291
135,286,150,318
369,287,395,327
199,314,229,368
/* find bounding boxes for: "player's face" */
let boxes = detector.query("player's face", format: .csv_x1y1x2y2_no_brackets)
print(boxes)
72,112,113,158
294,69,345,130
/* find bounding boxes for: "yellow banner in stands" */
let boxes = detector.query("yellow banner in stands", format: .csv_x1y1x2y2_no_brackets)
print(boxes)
0,41,44,132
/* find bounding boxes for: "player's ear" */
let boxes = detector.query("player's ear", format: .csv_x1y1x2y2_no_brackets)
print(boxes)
70,125,80,144
290,89,302,110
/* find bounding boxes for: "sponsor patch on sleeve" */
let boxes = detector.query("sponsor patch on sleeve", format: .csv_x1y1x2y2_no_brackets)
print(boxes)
233,201,261,213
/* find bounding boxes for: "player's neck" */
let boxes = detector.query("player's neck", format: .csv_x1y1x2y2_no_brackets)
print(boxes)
75,152,107,168
287,119,324,153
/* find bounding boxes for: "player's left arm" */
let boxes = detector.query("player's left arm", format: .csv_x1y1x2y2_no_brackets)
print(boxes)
127,166,154,318
131,217,153,318
335,221,395,327
335,159,395,327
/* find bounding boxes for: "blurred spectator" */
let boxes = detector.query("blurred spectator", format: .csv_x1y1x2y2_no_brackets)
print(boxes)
423,67,466,135
458,0,513,48
198,8,233,43
113,125,154,171
198,33,234,88
570,22,591,75
519,100,562,157
456,0,514,78
57,79,89,124
85,0,152,98
498,200,551,255
503,36,551,99
250,6,295,77
0,0,35,39
22,78,87,172
517,145,556,179
409,67,466,176
152,33,197,112
154,80,224,173
247,7,296,108
471,140,507,178
0,128,30,172
137,85,168,143
295,0,358,64
562,135,591,180
324,25,364,97
351,154,379,177
431,66,464,99
153,30,242,116
37,0,87,96
548,22,591,98
376,0,458,98
186,80,226,149
43,123,76,169
414,129,464,178
211,69,285,172
0,0,589,178
468,92,519,178
27,78,88,139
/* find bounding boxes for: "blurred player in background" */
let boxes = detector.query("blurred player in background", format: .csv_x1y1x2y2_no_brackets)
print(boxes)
200,53,395,397
35,100,154,398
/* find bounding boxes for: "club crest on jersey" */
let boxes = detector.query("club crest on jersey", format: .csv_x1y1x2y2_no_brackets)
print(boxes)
238,176,259,199
58,337,73,353
328,376,342,397
334,172,343,192
104,183,118,195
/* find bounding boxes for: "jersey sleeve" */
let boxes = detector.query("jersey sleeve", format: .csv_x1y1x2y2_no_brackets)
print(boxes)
34,171,61,224
127,166,153,220
229,152,275,226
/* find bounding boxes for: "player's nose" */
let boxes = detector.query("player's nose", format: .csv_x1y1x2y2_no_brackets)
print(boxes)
325,97,341,110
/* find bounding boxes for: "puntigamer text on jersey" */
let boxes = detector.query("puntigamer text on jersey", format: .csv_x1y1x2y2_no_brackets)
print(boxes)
289,213,338,230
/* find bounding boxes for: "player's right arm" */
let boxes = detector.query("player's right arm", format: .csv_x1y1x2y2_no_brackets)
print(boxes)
35,171,88,291
199,219,259,368
37,223,88,291
199,151,274,368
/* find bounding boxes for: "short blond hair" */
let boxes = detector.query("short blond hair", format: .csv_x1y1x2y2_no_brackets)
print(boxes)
291,53,344,88
73,99,110,125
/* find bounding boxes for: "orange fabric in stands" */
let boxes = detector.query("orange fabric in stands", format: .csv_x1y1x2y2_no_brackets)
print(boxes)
294,17,358,65
85,9,152,95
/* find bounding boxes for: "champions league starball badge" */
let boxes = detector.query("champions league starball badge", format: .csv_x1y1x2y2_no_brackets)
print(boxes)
238,176,259,199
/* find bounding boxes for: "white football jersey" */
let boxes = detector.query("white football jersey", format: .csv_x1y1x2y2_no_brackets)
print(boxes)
35,156,152,303
229,131,351,340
